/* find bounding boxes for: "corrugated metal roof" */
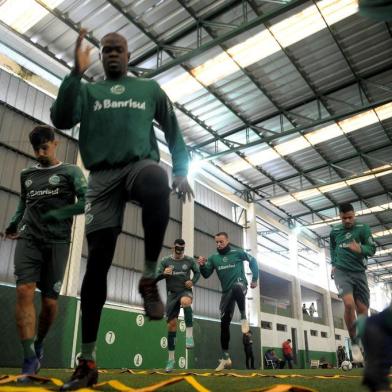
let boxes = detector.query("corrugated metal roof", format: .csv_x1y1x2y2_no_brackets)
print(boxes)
0,0,391,273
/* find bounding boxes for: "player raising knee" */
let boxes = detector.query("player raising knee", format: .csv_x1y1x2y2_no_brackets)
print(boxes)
156,239,200,372
198,232,258,371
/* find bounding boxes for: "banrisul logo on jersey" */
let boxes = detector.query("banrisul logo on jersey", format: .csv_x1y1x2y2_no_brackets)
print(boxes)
25,179,32,188
110,84,125,95
93,99,146,111
49,174,60,185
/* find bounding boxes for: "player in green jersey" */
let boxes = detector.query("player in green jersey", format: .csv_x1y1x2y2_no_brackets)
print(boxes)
156,239,200,372
359,0,392,21
358,305,392,392
51,30,193,390
198,232,258,371
330,203,376,363
4,125,87,380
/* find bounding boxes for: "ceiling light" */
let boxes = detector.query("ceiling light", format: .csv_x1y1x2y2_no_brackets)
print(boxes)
191,52,240,86
161,1,358,102
228,29,281,68
339,110,379,133
189,157,204,176
305,124,343,145
222,147,280,174
375,102,392,120
373,229,392,238
270,4,326,47
223,103,392,175
318,0,359,25
161,72,202,102
307,202,392,229
270,165,392,207
274,136,311,156
368,261,392,271
375,249,392,257
0,0,62,34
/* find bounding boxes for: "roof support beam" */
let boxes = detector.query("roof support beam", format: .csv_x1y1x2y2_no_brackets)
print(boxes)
198,97,392,162
129,0,308,78
194,64,392,149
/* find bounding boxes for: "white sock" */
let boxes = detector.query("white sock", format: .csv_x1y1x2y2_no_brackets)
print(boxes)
186,327,193,338
168,351,175,360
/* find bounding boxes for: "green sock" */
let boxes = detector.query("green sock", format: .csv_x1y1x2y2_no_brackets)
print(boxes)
240,311,246,319
355,315,367,340
184,306,193,327
143,260,157,279
223,351,230,360
81,342,97,361
21,338,36,359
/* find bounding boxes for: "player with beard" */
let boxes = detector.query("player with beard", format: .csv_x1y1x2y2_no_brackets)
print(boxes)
330,203,376,363
198,232,258,371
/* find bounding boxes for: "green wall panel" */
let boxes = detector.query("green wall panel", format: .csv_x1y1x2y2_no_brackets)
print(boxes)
188,319,261,369
75,306,186,370
0,285,77,368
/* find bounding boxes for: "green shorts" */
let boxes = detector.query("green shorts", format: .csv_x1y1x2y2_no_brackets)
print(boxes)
166,290,193,321
334,268,370,307
14,238,70,299
85,159,167,235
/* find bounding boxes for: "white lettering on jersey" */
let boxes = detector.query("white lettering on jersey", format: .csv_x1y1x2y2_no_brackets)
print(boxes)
27,188,60,198
94,99,146,111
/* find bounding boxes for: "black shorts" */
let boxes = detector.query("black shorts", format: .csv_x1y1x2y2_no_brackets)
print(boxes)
14,238,70,299
219,282,247,320
166,290,193,321
85,160,168,235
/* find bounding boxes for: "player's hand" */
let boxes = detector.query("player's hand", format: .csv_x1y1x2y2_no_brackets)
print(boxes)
185,280,193,289
197,256,207,266
348,240,361,254
250,281,257,289
163,267,173,276
5,232,20,240
74,28,93,75
172,176,194,203
4,226,20,240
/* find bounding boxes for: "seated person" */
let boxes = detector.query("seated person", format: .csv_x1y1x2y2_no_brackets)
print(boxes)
265,349,284,368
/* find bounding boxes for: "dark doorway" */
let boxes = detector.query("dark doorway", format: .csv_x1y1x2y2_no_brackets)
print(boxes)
304,330,309,367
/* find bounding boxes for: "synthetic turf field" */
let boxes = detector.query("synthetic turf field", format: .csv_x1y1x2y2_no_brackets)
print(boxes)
0,368,371,391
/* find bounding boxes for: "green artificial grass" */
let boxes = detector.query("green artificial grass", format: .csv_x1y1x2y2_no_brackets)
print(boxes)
0,368,370,391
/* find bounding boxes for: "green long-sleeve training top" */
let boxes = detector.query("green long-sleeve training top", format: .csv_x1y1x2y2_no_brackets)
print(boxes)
7,163,87,243
50,73,189,176
329,223,376,272
200,246,259,293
